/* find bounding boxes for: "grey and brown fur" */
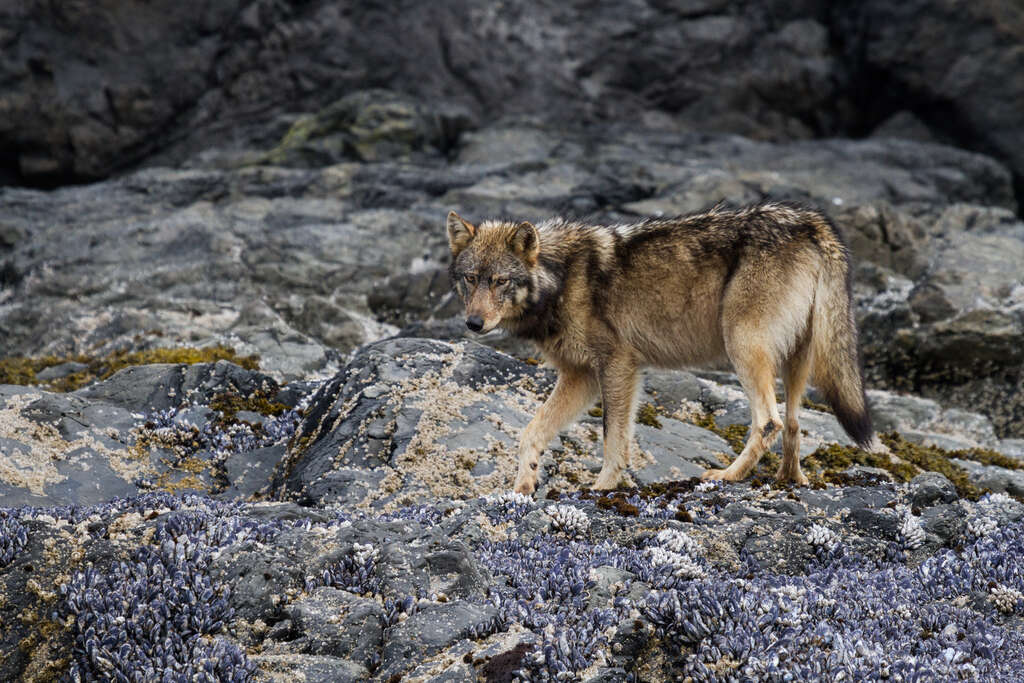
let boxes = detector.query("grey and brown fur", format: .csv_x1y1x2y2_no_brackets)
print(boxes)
445,203,885,494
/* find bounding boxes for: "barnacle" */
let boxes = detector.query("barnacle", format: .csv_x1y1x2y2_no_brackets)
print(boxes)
545,504,591,537
990,585,1024,614
805,523,840,553
6,463,1024,681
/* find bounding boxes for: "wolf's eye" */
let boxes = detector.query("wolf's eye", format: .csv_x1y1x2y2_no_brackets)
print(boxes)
493,277,509,287
464,274,477,287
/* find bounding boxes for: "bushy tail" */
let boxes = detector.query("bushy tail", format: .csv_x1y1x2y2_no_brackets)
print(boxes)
810,256,881,451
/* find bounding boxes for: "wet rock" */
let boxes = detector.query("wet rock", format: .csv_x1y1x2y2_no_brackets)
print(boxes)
920,504,967,547
955,459,1024,499
251,654,369,683
909,472,959,508
221,444,286,499
76,360,281,413
285,587,384,665
379,601,499,679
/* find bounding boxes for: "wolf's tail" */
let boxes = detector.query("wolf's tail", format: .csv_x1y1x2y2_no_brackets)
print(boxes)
809,243,883,452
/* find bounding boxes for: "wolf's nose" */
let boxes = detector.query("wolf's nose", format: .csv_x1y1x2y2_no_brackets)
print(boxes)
466,315,484,332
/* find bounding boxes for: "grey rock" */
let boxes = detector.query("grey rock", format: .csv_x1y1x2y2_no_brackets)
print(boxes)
836,1,1024,199
221,444,286,499
286,587,384,665
848,507,901,540
999,439,1024,462
643,369,705,414
76,360,280,413
0,521,76,681
422,662,477,681
954,459,1024,498
380,601,498,678
210,525,352,622
633,419,729,484
280,338,559,507
909,472,959,508
741,519,816,574
251,655,369,683
921,504,967,547
34,361,88,381
586,565,637,610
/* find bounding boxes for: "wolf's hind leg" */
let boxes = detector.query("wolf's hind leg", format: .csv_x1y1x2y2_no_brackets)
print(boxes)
593,355,640,490
514,366,598,495
777,343,812,486
702,346,783,482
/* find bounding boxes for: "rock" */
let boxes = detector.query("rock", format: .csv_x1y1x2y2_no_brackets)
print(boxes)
262,90,474,167
250,654,369,683
642,369,705,414
1000,439,1024,462
909,472,959,508
285,587,384,665
837,0,1024,198
76,360,281,413
221,444,286,499
34,361,88,381
920,504,967,546
379,601,499,679
633,420,729,484
954,459,1024,498
2,0,1022,204
277,338,563,507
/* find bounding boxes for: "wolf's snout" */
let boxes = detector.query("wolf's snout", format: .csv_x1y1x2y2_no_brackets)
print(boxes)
466,315,484,332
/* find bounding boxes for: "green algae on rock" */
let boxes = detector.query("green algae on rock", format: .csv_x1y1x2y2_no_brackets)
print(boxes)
0,345,260,393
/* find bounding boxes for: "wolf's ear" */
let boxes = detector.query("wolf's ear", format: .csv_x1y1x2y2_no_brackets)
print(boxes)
447,211,476,256
510,221,539,265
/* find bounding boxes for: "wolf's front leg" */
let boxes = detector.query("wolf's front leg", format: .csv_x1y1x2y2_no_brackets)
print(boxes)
593,356,640,490
514,366,597,495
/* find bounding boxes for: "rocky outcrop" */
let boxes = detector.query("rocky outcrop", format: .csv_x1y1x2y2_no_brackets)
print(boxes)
3,338,1024,680
4,109,1021,432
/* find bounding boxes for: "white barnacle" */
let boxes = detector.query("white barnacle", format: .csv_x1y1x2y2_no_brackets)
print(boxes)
352,542,379,565
694,480,720,493
805,523,840,552
990,584,1024,614
645,546,706,579
485,491,535,507
900,511,925,550
654,528,700,556
967,515,998,539
985,492,1014,506
545,504,590,537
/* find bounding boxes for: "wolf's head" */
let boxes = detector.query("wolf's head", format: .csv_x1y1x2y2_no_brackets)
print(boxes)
446,211,539,333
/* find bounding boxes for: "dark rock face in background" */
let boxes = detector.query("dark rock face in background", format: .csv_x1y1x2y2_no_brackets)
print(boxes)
3,1,1024,199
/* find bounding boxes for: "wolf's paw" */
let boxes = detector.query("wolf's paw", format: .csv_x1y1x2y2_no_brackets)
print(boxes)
592,469,622,490
774,467,810,486
700,467,742,482
513,476,537,496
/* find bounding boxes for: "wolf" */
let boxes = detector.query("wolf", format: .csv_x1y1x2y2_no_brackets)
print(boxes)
445,202,885,495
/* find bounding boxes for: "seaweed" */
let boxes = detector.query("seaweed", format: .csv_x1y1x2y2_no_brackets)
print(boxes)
0,345,260,392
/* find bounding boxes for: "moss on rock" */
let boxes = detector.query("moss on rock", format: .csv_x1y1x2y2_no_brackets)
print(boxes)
0,345,260,392
636,403,663,428
800,432,1023,501
689,412,749,454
